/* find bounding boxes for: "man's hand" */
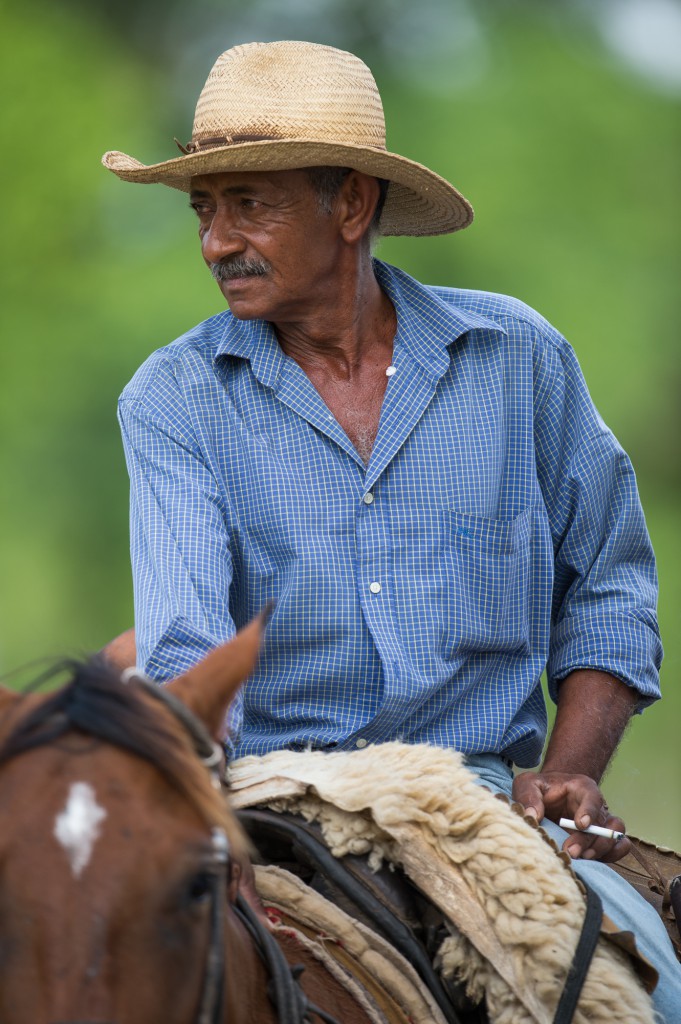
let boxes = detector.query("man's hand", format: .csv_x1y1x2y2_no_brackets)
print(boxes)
512,669,637,864
512,768,631,863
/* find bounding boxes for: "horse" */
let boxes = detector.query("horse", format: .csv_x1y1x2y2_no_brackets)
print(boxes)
0,620,670,1024
0,617,374,1024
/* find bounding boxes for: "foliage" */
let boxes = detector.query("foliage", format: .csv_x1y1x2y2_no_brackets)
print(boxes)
0,0,679,844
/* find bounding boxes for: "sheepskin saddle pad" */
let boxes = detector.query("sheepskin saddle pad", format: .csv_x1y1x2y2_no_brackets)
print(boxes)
229,742,657,1024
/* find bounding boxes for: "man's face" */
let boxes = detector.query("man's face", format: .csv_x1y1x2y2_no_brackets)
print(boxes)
189,169,343,323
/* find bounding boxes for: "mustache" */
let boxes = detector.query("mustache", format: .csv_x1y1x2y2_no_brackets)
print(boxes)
210,257,271,282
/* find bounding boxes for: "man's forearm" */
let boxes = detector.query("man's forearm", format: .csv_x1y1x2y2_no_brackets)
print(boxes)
542,669,638,782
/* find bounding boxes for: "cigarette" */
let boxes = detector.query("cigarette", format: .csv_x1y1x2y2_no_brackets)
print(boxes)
559,818,625,841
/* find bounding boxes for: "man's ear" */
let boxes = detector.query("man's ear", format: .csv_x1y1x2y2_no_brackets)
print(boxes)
338,170,381,245
164,610,268,738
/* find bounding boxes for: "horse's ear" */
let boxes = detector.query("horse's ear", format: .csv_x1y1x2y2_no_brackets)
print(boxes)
101,628,137,671
165,610,267,738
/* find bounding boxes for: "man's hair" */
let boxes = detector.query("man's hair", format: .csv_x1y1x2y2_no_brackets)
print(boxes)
305,167,389,245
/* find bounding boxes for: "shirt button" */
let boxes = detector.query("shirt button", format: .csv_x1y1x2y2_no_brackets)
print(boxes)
369,581,381,594
363,492,374,504
356,738,368,748
385,365,396,377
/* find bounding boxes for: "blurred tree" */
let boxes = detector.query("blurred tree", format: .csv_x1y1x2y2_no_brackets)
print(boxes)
1,0,679,843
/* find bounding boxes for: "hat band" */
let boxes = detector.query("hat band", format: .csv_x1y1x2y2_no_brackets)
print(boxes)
174,133,280,154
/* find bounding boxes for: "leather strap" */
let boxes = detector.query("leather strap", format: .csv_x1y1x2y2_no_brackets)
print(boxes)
234,894,341,1024
670,876,681,934
175,134,279,153
552,882,603,1024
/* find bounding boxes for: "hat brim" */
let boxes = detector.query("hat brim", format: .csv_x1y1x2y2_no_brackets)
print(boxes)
102,139,473,237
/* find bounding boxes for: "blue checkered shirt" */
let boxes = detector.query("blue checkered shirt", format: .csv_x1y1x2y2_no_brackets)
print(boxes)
119,260,662,766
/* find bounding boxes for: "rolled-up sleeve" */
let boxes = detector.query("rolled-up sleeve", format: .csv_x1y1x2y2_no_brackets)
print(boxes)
118,363,237,689
533,333,662,706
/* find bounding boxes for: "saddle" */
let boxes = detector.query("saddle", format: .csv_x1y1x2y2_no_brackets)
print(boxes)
230,743,680,1024
239,807,482,1024
609,837,681,961
240,807,681,1024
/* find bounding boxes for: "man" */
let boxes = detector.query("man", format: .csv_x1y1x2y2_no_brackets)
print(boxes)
103,40,680,1016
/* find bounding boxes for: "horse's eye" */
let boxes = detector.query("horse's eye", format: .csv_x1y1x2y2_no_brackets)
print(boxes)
188,870,213,904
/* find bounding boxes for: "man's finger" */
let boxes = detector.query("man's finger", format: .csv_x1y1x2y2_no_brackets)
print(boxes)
562,813,630,862
511,771,547,821
563,830,602,859
591,814,631,863
599,834,632,863
570,790,605,832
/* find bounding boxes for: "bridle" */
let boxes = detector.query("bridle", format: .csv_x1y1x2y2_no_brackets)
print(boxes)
121,669,340,1024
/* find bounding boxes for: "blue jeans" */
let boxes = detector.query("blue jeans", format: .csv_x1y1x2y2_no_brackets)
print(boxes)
465,754,681,1024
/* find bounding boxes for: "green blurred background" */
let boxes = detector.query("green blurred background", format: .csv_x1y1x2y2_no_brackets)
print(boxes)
1,0,679,844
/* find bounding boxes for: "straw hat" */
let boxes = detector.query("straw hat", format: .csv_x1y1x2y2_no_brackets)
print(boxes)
102,40,473,237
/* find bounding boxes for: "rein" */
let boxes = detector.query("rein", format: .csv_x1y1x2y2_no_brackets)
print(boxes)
234,895,342,1024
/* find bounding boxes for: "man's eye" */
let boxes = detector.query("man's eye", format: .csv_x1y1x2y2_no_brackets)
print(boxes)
189,202,212,217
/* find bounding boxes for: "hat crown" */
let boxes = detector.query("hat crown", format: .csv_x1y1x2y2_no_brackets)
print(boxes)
192,41,386,150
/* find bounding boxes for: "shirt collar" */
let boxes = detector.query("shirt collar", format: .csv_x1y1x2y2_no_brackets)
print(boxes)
214,315,285,389
373,260,507,381
213,259,506,387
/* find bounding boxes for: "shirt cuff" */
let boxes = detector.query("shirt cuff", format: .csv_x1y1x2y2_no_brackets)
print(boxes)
547,610,662,709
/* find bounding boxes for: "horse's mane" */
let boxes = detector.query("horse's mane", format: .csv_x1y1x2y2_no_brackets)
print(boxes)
0,657,240,845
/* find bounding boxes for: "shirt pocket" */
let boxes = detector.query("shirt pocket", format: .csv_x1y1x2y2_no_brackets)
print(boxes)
442,507,532,654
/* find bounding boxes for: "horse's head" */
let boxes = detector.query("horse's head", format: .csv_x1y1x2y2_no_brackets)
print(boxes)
0,618,265,1024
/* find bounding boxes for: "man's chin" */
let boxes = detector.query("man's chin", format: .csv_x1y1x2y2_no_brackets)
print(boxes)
227,305,259,321
218,277,267,319
221,292,265,321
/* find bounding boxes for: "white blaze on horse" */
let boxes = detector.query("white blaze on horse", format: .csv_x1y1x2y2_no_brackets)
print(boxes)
0,619,662,1023
53,780,108,878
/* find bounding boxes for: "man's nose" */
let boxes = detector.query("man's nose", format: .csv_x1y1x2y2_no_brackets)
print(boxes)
201,208,244,264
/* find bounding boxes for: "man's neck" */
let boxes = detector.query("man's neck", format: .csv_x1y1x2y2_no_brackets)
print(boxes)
273,254,396,377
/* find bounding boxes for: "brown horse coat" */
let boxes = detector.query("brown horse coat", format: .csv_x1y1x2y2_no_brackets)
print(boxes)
0,622,372,1024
